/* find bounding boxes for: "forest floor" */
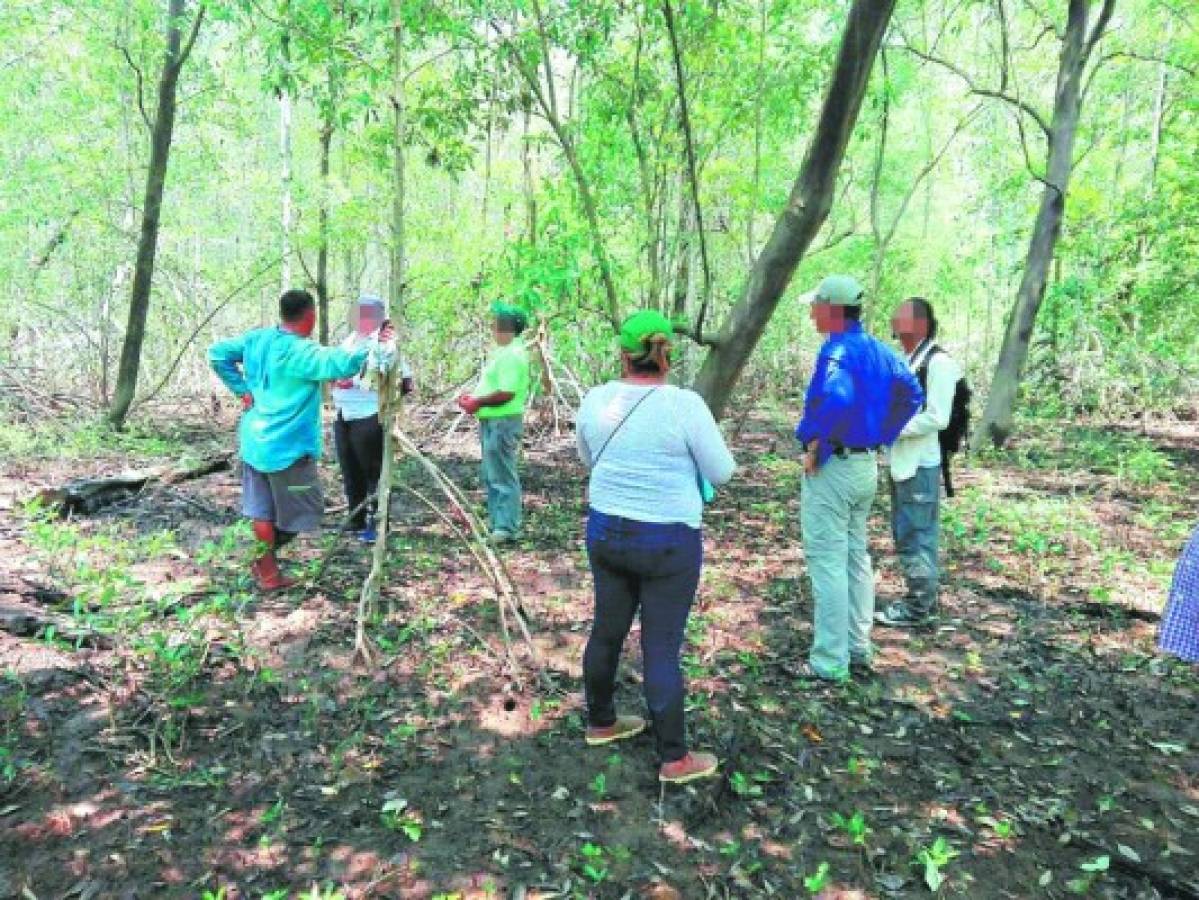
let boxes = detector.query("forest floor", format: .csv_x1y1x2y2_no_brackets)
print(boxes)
0,404,1197,900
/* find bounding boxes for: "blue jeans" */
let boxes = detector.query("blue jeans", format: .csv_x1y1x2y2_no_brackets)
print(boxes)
480,416,523,534
583,510,703,763
889,465,941,613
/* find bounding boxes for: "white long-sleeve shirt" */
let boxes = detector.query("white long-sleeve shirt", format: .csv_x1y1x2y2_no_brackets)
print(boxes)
331,332,411,421
577,383,736,529
887,340,962,482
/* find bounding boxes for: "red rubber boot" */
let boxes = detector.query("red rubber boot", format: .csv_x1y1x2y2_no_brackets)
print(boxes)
251,520,297,592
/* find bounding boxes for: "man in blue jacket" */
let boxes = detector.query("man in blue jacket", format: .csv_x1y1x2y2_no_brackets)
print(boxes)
795,275,923,680
209,289,393,590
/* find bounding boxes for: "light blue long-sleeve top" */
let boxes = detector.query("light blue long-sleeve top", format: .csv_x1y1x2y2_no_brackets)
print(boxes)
209,327,369,473
577,383,736,529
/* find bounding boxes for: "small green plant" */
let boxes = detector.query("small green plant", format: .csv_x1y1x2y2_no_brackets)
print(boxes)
380,798,422,841
1066,855,1110,894
830,810,871,846
590,771,607,800
915,837,959,891
260,798,286,828
578,842,607,884
730,771,765,798
0,746,18,784
803,861,831,894
846,755,878,780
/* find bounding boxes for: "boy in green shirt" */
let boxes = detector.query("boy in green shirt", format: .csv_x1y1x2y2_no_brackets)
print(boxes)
457,303,532,543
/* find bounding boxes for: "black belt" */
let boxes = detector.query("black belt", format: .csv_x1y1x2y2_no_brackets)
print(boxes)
832,444,876,458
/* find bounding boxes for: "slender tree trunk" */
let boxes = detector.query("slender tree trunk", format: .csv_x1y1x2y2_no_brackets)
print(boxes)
510,6,621,328
280,91,293,290
279,3,293,292
627,22,660,306
662,0,712,334
868,50,891,300
316,112,333,345
974,0,1116,447
1147,44,1169,197
747,0,766,265
108,0,203,428
692,0,897,418
521,105,537,246
356,0,406,660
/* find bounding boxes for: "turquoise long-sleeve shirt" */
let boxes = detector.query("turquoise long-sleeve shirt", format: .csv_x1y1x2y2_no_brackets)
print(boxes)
209,327,369,473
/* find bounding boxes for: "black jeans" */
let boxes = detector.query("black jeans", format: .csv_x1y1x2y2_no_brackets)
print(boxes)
583,509,703,763
333,413,383,529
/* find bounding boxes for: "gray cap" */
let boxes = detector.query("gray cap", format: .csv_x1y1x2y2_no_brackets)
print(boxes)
802,274,865,306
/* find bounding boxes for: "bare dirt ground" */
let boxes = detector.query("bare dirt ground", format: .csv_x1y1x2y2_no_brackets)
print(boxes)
0,409,1196,899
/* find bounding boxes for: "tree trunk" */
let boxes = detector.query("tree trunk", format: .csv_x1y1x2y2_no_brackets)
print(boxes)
280,91,294,291
316,114,333,345
973,0,1116,448
107,0,203,428
746,0,766,265
521,105,537,246
692,0,897,418
662,0,712,334
356,0,406,660
511,5,622,328
279,3,293,292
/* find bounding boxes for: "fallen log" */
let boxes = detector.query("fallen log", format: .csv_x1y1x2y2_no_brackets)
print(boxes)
37,453,231,516
1076,836,1199,900
0,582,109,648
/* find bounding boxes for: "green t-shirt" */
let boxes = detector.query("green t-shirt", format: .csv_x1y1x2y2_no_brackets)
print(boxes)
475,339,531,419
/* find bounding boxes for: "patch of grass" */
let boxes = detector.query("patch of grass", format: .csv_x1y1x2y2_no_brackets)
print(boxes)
994,425,1176,486
0,415,189,461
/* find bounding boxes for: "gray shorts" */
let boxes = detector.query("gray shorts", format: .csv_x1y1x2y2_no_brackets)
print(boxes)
241,457,324,533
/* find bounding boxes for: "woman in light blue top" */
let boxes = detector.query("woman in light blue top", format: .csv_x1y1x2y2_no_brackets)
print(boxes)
576,310,735,784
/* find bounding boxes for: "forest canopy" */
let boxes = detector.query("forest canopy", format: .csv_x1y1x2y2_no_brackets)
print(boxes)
2,0,1196,429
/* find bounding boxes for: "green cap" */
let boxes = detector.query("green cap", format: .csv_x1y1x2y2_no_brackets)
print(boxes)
803,274,865,306
619,310,674,353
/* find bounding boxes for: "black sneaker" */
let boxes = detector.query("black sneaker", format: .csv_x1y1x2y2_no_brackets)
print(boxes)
875,601,936,628
849,658,877,678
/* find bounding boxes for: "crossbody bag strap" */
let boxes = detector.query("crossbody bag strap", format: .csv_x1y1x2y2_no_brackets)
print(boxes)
590,386,660,468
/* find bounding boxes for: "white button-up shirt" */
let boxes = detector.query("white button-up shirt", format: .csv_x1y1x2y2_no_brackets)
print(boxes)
887,339,962,482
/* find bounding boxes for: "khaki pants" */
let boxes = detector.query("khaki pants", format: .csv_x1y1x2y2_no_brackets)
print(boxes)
801,453,879,678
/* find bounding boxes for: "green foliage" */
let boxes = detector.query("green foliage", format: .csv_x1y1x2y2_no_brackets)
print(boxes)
915,837,959,892
803,861,831,894
577,841,607,884
380,798,423,841
830,810,871,846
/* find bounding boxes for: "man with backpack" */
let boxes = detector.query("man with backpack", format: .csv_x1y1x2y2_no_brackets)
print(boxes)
877,297,966,627
795,276,924,681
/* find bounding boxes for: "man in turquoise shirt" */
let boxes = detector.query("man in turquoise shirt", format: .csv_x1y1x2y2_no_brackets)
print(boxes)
209,289,393,590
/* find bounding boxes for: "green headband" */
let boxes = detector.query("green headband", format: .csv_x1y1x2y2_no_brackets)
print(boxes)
491,301,528,333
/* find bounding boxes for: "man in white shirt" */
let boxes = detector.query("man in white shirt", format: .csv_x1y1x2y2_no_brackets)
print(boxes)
877,298,962,627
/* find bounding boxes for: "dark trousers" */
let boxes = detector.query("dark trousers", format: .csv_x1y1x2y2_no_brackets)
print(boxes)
583,510,703,763
333,413,383,529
